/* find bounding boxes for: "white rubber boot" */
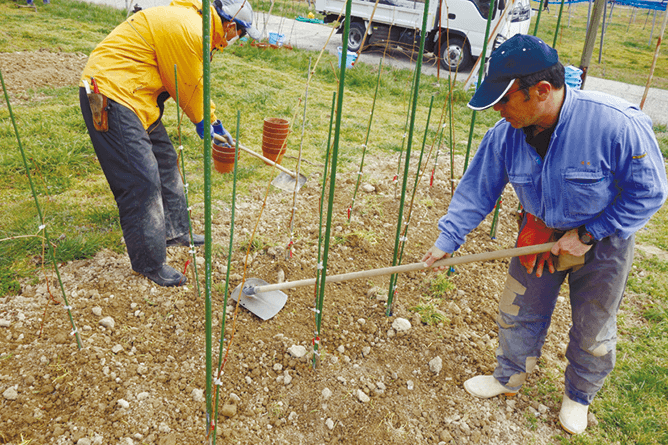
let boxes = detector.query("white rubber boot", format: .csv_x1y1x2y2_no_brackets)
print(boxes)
559,394,589,435
463,375,519,399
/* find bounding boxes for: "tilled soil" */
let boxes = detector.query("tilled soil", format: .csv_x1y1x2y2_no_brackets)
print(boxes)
2,51,582,445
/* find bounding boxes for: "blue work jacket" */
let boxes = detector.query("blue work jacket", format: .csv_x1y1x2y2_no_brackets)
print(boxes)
436,87,668,254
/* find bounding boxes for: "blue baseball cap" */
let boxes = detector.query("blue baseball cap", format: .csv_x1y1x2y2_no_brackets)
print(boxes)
468,34,560,110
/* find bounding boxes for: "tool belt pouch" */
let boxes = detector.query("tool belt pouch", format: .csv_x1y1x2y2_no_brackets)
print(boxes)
88,93,109,132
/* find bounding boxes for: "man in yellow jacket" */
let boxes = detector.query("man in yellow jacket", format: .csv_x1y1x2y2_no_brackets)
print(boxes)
79,0,261,287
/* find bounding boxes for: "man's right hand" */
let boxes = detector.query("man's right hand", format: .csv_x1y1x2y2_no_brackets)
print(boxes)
422,246,451,271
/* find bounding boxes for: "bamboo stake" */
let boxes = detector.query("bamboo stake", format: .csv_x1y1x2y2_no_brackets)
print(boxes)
463,0,498,173
313,0,352,367
286,59,311,259
386,0,432,315
174,65,202,301
387,95,435,301
1,70,82,350
211,112,241,444
202,0,214,438
553,0,567,47
640,7,668,110
348,58,384,221
312,92,337,369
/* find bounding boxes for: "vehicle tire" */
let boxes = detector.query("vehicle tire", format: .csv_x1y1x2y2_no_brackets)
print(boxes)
347,21,366,53
439,36,472,72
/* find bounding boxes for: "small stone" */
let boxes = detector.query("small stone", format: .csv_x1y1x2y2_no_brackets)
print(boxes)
587,412,598,427
0,319,10,328
99,316,115,329
77,438,92,445
429,356,443,374
322,388,332,399
288,411,298,421
229,393,241,403
117,399,130,409
91,306,103,316
192,388,205,402
111,344,123,354
137,392,149,401
392,318,411,332
387,329,395,338
356,389,370,403
158,422,171,433
337,345,345,353
361,184,375,193
283,371,293,385
325,418,335,430
288,345,307,358
221,404,237,418
407,380,414,390
538,403,549,414
137,364,148,375
440,429,452,442
2,386,18,400
362,346,371,357
273,363,283,371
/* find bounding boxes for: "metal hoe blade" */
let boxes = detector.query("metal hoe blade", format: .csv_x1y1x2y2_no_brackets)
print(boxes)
230,277,288,320
271,171,307,192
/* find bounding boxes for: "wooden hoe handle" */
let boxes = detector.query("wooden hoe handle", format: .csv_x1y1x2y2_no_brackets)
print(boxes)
245,242,556,294
212,134,298,178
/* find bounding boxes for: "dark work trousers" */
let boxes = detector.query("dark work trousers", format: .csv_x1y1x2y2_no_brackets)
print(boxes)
79,88,189,274
493,231,635,406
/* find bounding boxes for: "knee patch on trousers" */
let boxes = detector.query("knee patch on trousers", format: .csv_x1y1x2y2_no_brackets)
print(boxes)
499,274,526,317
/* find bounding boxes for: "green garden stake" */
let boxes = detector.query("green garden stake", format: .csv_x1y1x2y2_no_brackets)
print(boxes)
1,69,82,350
490,197,502,240
534,0,546,36
386,0,431,316
553,0,568,47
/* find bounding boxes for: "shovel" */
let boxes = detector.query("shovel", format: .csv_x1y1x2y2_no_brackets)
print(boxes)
231,242,555,320
213,135,307,192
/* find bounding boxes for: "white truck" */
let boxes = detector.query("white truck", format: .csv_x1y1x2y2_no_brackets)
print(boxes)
315,0,532,71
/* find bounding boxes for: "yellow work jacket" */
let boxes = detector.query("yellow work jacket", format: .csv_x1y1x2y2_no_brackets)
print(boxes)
81,0,226,130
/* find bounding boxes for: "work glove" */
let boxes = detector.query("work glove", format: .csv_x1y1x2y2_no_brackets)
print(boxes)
212,120,234,147
517,213,556,277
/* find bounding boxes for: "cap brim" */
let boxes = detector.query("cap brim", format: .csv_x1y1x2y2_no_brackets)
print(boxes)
245,25,262,41
468,78,515,111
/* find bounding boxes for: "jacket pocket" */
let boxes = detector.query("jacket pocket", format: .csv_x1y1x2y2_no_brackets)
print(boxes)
509,174,540,213
563,168,613,217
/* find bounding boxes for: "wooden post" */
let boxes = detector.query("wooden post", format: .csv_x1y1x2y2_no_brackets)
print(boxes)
579,0,606,88
641,7,668,110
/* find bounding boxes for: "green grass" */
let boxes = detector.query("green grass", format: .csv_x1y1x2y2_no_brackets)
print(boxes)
0,1,667,443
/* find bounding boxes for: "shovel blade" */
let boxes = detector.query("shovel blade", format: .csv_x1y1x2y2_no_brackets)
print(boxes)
231,278,288,320
271,172,307,192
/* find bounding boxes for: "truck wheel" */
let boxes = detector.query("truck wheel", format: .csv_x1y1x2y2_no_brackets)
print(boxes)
439,36,472,72
347,21,366,53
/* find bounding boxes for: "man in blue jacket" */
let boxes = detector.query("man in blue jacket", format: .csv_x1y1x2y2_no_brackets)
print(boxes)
422,34,667,435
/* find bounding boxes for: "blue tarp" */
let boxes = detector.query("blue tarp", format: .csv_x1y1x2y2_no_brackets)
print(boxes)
532,0,666,10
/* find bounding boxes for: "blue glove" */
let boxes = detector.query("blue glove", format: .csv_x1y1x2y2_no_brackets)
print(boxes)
212,120,234,147
195,120,211,140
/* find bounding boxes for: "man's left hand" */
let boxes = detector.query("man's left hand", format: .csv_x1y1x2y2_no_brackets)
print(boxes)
551,229,593,257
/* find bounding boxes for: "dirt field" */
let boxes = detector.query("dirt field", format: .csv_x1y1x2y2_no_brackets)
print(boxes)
1,51,598,445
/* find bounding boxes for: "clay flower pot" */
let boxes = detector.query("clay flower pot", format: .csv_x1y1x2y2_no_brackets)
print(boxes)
262,118,289,165
212,144,239,174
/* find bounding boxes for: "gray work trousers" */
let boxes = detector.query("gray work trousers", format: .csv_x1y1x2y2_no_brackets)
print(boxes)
493,232,635,405
79,88,189,274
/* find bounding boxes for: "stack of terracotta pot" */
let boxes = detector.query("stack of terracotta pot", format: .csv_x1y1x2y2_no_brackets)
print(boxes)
262,118,289,165
212,143,239,174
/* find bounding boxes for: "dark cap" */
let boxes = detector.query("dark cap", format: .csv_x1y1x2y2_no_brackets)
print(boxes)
468,34,559,110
